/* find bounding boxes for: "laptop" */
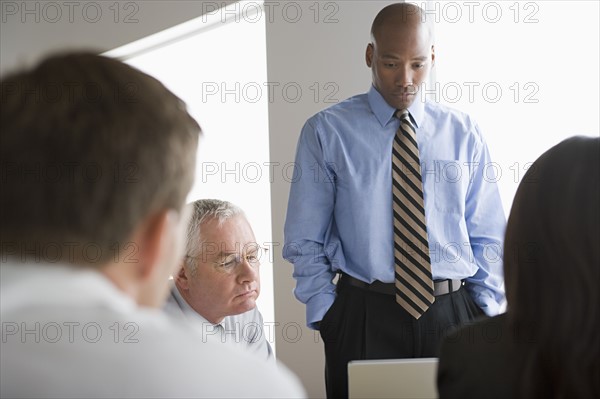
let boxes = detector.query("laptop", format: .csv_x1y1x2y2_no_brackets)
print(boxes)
348,358,439,399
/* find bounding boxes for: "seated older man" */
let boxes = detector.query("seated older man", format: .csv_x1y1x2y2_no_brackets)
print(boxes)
165,199,272,360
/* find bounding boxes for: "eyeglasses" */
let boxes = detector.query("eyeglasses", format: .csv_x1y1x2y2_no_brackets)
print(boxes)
186,245,269,274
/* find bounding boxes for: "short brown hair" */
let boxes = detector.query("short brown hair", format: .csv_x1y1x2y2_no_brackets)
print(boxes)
0,52,201,265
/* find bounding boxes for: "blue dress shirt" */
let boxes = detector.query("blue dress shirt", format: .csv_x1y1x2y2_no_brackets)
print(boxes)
283,86,506,329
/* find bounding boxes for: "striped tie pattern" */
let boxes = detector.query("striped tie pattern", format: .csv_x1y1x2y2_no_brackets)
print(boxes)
392,109,435,319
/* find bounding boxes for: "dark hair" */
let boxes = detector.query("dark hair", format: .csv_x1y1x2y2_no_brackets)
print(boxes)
0,52,201,265
504,136,600,398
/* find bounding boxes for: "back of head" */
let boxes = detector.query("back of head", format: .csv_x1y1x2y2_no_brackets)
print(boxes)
0,52,200,266
504,136,600,398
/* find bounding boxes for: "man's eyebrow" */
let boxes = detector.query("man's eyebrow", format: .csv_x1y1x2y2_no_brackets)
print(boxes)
215,251,237,258
213,245,260,257
379,55,429,61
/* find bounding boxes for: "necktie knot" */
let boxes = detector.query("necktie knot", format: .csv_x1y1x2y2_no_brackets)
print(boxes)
395,110,417,141
395,109,415,131
395,109,409,121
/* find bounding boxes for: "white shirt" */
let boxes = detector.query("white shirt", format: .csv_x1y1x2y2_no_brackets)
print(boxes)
165,285,274,361
0,261,305,398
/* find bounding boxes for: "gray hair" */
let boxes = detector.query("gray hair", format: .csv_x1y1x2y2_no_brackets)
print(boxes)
184,199,244,274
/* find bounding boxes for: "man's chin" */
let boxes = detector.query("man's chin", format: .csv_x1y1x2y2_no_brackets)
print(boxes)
386,95,417,110
233,292,258,307
231,301,257,316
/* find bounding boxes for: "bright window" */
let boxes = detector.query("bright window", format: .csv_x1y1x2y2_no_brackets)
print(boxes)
430,0,599,215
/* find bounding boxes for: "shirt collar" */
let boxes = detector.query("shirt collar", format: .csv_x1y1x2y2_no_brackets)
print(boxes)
367,85,425,128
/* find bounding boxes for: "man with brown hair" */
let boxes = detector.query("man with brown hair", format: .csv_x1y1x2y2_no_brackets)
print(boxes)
0,52,304,398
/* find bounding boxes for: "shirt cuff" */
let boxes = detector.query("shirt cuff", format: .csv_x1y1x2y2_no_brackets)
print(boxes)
476,295,501,317
305,292,336,330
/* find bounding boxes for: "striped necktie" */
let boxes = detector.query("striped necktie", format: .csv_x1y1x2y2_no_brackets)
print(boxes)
392,109,435,319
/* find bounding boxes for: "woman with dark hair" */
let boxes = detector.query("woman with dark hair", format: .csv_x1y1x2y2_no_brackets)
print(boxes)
437,136,600,399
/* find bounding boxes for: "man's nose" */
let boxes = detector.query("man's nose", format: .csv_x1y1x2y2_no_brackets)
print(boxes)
237,257,258,283
395,65,414,87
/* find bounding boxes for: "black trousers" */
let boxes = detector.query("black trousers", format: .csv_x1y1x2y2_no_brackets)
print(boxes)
319,277,485,398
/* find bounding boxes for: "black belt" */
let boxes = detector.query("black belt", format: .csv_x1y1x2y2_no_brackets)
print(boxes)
339,273,463,297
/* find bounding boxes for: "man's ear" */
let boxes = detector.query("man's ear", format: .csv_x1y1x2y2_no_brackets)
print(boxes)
366,43,374,67
175,264,190,291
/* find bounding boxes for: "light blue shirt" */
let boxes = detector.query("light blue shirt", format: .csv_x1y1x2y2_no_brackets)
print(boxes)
164,285,273,361
283,86,506,329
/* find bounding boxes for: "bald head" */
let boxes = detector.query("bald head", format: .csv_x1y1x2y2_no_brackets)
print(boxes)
370,3,432,45
366,3,435,110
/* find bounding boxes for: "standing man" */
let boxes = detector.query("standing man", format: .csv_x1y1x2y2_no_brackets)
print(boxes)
283,3,505,397
165,199,273,361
